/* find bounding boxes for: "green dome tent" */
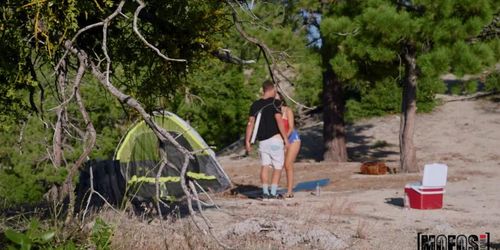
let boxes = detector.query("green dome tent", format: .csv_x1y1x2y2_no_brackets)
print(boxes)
114,111,231,201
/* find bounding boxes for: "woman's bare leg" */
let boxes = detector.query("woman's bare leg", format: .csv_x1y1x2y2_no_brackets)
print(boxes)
285,140,301,194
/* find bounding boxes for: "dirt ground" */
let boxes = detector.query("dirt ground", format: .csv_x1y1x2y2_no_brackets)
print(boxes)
201,96,500,249
107,96,500,250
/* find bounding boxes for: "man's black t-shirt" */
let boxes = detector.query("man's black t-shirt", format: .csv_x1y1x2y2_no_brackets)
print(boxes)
249,97,282,141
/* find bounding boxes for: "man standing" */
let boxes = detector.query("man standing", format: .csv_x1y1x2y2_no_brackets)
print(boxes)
245,80,289,199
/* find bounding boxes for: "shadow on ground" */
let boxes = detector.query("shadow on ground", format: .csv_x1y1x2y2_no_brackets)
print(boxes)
228,184,262,199
478,94,500,114
297,123,399,162
347,124,399,162
384,197,404,208
297,126,324,162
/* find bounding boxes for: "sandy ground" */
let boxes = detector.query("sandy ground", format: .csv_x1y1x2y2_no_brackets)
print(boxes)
199,96,500,249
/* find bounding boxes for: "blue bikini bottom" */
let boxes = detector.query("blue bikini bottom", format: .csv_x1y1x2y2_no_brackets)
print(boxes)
288,129,300,143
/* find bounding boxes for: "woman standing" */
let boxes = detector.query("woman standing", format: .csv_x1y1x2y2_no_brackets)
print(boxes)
277,92,301,198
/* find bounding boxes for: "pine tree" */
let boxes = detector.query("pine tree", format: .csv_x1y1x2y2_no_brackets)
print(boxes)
294,1,368,162
361,0,497,172
303,0,499,169
321,0,498,172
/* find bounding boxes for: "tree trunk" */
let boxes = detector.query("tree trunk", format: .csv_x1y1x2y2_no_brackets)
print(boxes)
321,42,348,162
399,45,418,173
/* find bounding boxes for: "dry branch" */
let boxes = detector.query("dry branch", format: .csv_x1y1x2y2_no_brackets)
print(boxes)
228,0,315,111
53,59,67,169
212,48,256,65
62,46,97,223
133,0,187,63
55,1,126,71
81,165,120,224
55,2,230,248
189,181,231,249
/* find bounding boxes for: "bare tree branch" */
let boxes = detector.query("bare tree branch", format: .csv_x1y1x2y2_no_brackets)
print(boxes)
53,59,67,168
133,0,187,63
88,61,193,157
81,165,120,224
229,2,276,77
153,147,171,246
212,49,256,65
189,181,231,249
179,155,196,216
236,0,260,21
17,114,30,155
228,0,315,111
62,46,97,222
55,1,126,71
192,180,219,208
335,28,360,36
101,1,119,88
53,5,230,248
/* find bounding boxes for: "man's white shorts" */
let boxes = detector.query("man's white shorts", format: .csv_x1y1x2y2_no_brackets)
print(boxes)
258,136,284,169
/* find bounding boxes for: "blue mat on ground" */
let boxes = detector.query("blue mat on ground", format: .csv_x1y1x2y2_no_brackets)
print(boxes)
241,178,331,197
292,178,330,192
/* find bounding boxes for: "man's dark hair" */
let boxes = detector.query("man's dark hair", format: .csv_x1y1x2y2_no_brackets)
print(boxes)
262,80,275,92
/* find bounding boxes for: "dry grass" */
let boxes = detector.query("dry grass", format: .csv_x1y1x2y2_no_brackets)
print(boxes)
354,220,370,240
317,198,355,223
84,210,218,250
224,232,286,250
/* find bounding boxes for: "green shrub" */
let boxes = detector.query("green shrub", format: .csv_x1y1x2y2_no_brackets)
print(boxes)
0,80,125,206
0,115,67,205
3,219,79,250
449,82,463,95
345,76,444,122
91,218,113,250
485,72,500,92
417,77,445,112
0,165,66,206
4,219,55,250
448,80,479,95
464,80,479,94
345,78,401,122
